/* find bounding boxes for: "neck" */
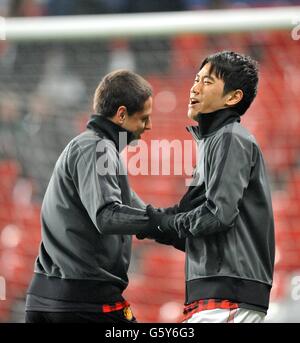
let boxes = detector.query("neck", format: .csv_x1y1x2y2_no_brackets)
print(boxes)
193,108,240,139
87,114,136,151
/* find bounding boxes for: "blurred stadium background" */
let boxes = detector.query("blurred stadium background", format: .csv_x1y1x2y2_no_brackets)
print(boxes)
1,0,300,323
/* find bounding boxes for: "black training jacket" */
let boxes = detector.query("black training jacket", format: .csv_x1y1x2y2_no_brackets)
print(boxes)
27,115,150,303
167,108,275,311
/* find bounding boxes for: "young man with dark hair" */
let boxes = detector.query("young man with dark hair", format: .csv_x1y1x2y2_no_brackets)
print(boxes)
25,70,200,323
142,51,275,323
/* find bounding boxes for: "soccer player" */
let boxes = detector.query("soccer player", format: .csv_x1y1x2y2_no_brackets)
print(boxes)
25,70,201,323
142,51,275,323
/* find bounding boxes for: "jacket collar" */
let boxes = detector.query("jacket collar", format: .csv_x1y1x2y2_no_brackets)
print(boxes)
87,114,136,151
187,108,240,140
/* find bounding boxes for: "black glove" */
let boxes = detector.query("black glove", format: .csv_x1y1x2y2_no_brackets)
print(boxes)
136,184,206,240
136,205,174,240
147,204,173,233
177,184,206,212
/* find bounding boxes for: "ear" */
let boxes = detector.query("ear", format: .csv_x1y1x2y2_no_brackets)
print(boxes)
114,106,127,125
225,89,243,107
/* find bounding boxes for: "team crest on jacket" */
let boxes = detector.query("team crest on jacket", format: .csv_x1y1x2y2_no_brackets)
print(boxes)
123,306,133,320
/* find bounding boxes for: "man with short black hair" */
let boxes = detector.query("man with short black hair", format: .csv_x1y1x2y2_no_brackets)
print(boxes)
142,51,275,323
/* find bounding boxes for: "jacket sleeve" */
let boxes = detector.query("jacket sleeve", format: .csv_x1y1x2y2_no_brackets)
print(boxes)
154,235,186,252
170,132,253,237
69,140,150,235
131,190,146,209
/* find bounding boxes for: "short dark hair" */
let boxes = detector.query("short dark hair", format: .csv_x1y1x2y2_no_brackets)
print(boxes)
93,70,152,117
199,51,259,115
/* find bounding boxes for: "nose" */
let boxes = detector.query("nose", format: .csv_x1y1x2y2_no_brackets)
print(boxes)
191,81,201,94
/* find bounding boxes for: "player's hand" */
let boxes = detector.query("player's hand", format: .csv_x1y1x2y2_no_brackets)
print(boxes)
136,228,167,241
136,205,174,241
146,204,173,234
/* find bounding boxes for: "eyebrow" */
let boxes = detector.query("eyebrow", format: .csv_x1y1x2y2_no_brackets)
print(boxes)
196,74,215,81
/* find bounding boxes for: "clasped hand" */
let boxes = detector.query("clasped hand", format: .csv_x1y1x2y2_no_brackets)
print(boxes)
136,185,206,240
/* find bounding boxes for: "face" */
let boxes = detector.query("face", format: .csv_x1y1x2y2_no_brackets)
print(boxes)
123,96,153,139
188,62,229,121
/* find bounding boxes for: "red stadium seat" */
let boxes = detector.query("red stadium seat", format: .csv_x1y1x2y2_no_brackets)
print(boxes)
0,299,13,323
142,246,185,280
287,170,300,201
124,247,185,323
171,35,206,75
270,270,289,302
0,160,20,202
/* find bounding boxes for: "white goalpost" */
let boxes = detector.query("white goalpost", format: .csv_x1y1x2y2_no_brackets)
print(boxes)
5,6,300,41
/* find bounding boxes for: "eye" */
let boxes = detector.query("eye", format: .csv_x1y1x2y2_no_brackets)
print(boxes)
193,77,200,84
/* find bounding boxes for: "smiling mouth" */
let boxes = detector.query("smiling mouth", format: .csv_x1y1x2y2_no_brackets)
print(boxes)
189,98,199,105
